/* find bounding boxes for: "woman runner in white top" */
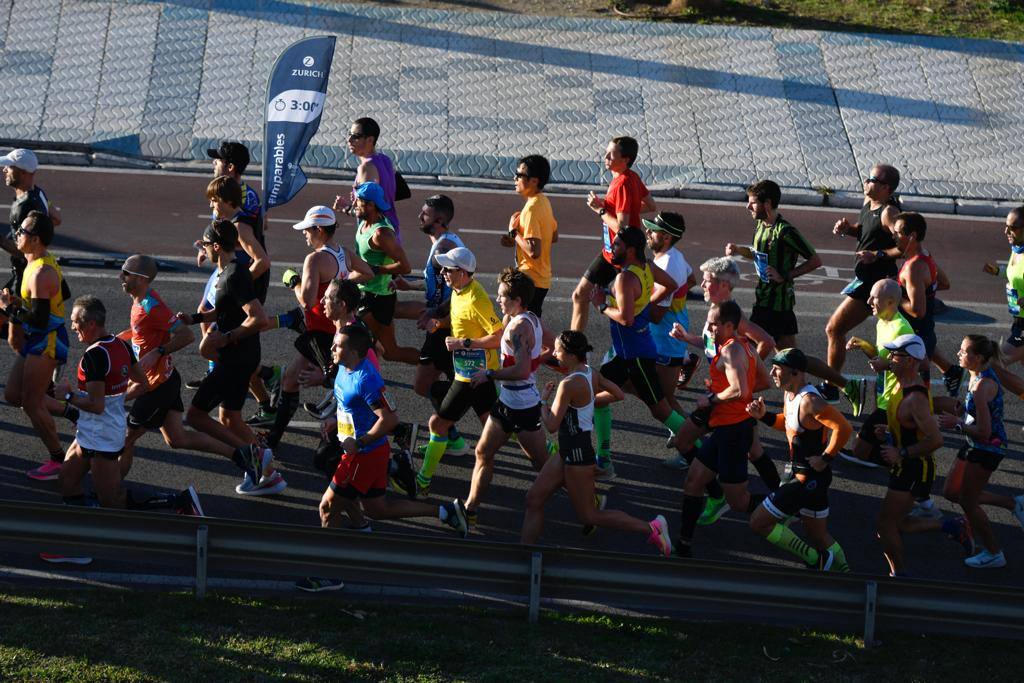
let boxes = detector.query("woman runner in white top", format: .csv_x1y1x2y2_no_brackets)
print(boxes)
520,330,674,557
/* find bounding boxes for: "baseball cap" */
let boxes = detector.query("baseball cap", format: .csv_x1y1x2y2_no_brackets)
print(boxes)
0,148,38,173
206,141,250,172
770,348,807,371
434,246,477,273
293,205,336,231
122,254,158,280
641,212,686,238
354,181,392,212
882,334,927,360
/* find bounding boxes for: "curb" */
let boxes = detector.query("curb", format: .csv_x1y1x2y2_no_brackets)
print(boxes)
4,143,1016,218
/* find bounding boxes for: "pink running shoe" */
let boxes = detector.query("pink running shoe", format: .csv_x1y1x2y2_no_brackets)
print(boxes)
647,514,674,557
27,461,62,481
39,553,92,565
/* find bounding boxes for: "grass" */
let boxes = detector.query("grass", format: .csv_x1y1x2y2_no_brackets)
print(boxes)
1,588,1022,682
615,1,1024,42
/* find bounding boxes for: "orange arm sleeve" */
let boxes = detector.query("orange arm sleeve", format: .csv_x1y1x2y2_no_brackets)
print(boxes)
814,404,852,458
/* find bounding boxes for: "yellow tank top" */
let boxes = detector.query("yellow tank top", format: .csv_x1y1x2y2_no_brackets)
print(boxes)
20,253,65,319
607,263,653,315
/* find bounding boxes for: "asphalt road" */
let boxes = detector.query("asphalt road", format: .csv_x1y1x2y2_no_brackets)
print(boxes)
1,165,1021,587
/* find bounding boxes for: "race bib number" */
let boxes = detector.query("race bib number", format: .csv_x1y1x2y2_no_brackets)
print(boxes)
753,251,770,283
841,278,863,296
703,330,717,362
336,409,355,439
453,348,487,381
1007,284,1020,316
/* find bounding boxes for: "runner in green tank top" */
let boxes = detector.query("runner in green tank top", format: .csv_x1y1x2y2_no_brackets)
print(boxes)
348,181,418,365
842,278,913,468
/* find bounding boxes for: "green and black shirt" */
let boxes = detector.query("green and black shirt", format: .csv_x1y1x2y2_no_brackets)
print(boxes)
751,213,816,312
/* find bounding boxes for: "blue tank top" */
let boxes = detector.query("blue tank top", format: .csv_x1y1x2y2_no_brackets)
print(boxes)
424,231,466,308
609,263,658,360
965,367,1007,454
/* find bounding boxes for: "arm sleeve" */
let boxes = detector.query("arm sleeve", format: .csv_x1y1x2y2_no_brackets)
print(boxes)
24,298,51,329
758,411,785,432
813,404,853,458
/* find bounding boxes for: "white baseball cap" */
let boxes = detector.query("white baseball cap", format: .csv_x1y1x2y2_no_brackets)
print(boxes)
434,246,477,273
0,148,38,173
882,334,927,360
292,205,336,230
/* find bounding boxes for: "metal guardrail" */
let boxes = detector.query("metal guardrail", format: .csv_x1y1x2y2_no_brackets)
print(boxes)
1,499,1022,643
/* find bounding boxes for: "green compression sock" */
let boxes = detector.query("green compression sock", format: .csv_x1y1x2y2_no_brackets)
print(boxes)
417,433,448,485
594,405,612,458
828,541,850,572
766,523,818,566
662,410,685,435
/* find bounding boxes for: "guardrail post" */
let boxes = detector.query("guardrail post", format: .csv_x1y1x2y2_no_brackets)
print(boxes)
195,525,208,599
529,552,542,624
862,581,877,647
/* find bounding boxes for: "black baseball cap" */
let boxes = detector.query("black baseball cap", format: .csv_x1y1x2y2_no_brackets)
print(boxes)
206,141,250,173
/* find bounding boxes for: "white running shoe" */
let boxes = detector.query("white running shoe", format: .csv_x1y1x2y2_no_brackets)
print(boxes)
236,471,288,496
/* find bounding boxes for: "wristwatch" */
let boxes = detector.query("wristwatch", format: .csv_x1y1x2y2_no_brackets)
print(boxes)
874,249,886,260
954,422,964,434
485,369,496,381
63,391,73,403
462,338,472,349
598,208,606,216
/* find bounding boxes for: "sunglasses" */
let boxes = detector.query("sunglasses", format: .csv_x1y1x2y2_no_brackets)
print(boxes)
513,172,530,180
347,133,366,142
865,175,886,185
14,228,36,237
200,240,216,247
441,266,462,274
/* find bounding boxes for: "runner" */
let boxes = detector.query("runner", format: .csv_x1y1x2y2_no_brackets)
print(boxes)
334,117,403,241
350,181,418,364
296,325,469,592
263,206,372,449
503,154,557,317
746,348,852,571
725,180,822,349
676,300,770,558
591,227,687,479
643,212,697,442
520,330,672,556
571,136,657,332
0,212,73,479
824,163,901,402
116,255,274,492
983,206,1024,364
874,334,974,577
463,268,553,526
182,220,286,496
409,246,503,496
56,295,202,516
938,335,1023,568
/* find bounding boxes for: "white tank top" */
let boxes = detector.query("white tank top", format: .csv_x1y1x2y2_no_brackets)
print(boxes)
321,243,349,280
785,384,820,434
562,366,595,434
498,311,543,409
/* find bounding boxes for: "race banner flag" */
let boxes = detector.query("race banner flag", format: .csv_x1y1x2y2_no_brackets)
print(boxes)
262,35,336,212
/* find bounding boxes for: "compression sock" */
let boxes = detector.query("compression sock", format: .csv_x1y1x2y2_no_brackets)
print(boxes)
267,391,300,448
678,494,704,554
417,433,448,486
48,449,64,463
752,455,781,491
274,310,296,330
662,410,685,435
705,478,724,499
594,406,612,458
746,493,766,513
766,523,818,565
828,541,850,572
258,365,276,381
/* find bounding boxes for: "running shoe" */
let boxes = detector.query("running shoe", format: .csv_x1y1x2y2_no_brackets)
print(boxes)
284,305,305,334
304,394,337,420
416,438,469,458
841,378,866,418
1013,494,1024,530
661,451,689,470
546,439,559,458
943,366,966,397
235,470,288,497
594,458,617,481
185,377,204,390
466,508,478,529
815,549,836,571
175,485,205,517
245,406,278,427
26,460,62,481
908,500,942,520
265,365,283,408
236,444,270,484
389,450,417,500
442,499,469,538
964,549,1007,569
677,353,701,389
697,496,730,526
582,493,607,536
647,514,674,557
39,553,92,565
838,451,880,469
664,433,677,449
295,577,344,592
942,515,976,556
349,522,373,533
413,475,432,499
782,461,794,482
817,383,840,404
